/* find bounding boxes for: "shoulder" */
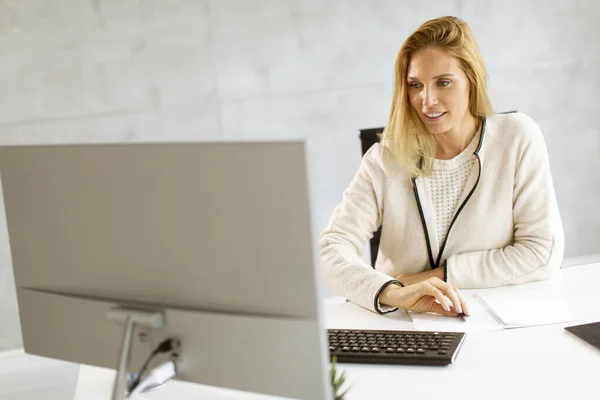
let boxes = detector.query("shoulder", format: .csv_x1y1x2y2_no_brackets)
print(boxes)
362,143,405,177
358,143,408,192
485,112,547,153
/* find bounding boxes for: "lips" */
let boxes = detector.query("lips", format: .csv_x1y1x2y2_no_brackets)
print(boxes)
423,112,447,122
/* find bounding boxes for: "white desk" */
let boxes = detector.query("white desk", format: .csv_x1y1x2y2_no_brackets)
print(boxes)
1,263,599,400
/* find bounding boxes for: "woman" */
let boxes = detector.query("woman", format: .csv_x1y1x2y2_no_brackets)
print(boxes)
320,16,564,316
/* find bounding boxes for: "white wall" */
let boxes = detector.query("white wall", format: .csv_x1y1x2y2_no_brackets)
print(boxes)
1,0,599,349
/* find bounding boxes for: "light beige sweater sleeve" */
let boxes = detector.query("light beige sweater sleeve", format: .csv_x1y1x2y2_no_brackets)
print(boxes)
446,114,565,287
319,148,399,313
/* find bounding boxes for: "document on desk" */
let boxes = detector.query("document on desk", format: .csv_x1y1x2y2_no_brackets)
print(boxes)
473,291,581,329
325,297,415,331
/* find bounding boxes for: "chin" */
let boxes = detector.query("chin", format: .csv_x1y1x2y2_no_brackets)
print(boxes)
426,126,446,135
422,121,450,135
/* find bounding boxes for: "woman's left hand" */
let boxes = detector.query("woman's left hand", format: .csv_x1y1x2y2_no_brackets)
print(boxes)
396,266,445,286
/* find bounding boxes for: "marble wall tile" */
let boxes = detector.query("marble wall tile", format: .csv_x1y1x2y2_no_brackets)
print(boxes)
1,0,600,350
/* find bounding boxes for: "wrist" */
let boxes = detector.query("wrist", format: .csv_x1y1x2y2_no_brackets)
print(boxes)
442,261,448,282
378,281,404,306
430,265,444,280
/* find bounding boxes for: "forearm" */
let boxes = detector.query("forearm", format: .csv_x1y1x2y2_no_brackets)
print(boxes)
321,239,399,313
447,237,564,288
396,266,445,286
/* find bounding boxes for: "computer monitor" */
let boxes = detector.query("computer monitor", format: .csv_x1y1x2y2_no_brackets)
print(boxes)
0,141,331,400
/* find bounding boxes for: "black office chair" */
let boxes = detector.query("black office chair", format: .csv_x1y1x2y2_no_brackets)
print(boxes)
359,127,385,268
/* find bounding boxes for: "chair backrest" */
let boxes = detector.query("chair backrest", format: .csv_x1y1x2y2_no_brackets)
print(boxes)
359,127,384,268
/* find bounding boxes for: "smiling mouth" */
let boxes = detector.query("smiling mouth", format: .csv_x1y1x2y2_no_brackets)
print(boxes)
423,112,447,122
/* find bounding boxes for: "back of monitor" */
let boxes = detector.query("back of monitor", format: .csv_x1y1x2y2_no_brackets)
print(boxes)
0,141,329,400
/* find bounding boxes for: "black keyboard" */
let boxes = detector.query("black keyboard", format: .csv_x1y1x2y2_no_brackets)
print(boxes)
328,329,466,366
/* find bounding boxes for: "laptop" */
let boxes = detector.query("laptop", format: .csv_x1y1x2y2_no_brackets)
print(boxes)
565,321,600,351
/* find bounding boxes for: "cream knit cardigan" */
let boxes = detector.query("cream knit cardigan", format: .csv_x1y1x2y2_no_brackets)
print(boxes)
319,112,564,313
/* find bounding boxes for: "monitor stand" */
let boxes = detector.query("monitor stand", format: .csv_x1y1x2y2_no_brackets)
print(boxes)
106,307,165,400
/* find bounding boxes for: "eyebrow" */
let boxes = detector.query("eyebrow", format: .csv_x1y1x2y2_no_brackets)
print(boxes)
407,73,456,81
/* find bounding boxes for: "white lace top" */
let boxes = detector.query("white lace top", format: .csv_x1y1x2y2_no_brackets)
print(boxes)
428,131,480,246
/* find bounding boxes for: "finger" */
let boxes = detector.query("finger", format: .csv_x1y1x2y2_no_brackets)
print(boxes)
428,278,463,314
422,284,451,312
428,301,458,317
448,288,464,315
453,286,470,316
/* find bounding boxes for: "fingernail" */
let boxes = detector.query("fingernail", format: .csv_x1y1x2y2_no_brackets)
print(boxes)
444,304,450,312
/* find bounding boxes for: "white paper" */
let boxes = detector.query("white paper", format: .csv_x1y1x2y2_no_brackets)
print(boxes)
474,291,582,329
324,297,415,331
324,295,504,333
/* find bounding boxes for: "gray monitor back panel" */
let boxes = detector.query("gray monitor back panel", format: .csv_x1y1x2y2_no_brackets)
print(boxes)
0,141,329,400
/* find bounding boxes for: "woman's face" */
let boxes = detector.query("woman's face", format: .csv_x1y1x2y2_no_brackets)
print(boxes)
406,47,472,136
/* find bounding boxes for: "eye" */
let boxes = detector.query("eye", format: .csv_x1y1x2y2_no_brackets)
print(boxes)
438,80,451,87
408,82,422,89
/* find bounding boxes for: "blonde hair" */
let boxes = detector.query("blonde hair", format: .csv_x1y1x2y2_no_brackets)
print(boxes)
380,16,494,178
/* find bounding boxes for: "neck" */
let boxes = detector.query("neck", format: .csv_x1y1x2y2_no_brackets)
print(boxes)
435,115,480,160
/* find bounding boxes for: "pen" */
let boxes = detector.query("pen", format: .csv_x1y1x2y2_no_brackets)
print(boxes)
458,312,467,322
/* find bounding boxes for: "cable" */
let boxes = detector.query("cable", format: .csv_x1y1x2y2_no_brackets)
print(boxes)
128,338,179,393
127,360,177,398
128,338,179,392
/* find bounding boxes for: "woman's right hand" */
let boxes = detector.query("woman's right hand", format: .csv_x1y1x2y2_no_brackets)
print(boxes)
379,277,469,317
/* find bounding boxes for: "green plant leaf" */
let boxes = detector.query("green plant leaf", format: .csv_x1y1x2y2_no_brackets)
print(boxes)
330,356,350,400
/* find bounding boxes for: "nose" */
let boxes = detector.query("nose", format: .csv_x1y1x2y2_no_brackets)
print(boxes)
421,86,438,108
